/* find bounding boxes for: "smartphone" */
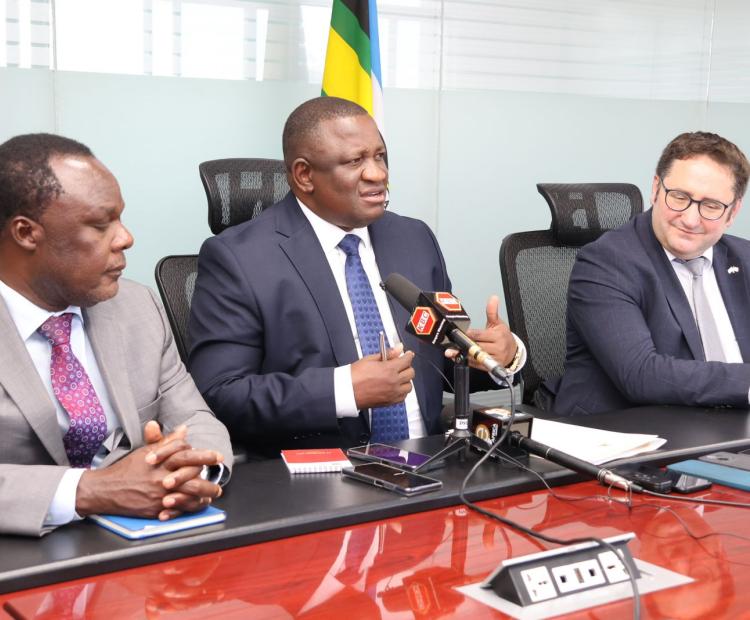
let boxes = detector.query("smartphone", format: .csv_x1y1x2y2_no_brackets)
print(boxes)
342,463,443,496
665,470,712,494
347,443,442,472
612,464,673,493
699,451,750,472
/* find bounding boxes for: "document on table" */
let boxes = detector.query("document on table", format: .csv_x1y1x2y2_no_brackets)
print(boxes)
531,419,666,465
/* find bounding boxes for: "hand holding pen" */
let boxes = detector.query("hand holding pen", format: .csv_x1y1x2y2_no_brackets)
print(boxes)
351,331,415,410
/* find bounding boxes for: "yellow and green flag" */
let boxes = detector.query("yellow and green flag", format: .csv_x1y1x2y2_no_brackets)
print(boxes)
322,0,384,132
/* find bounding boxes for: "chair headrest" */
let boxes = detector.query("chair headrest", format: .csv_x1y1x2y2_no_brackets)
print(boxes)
536,183,644,246
199,158,290,234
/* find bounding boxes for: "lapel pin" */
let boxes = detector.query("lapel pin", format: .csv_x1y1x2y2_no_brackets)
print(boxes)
728,266,740,274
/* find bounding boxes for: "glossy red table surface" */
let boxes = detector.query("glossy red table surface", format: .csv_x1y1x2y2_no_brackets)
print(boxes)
3,480,750,619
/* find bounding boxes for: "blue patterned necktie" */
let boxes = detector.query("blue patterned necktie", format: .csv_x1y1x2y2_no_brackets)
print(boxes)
338,234,409,442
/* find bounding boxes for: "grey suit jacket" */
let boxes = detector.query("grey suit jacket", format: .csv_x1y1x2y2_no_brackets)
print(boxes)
0,279,233,536
551,210,750,415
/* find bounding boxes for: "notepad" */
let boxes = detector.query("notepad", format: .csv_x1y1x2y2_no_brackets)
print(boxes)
89,505,226,539
281,448,352,473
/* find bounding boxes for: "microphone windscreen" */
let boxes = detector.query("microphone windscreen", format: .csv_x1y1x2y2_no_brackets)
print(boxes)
383,273,421,312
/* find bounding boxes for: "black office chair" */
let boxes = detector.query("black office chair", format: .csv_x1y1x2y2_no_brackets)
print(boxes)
198,158,290,234
155,159,289,364
154,254,199,364
500,183,643,406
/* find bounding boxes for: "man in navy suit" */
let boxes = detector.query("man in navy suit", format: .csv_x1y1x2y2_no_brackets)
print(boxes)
188,97,524,458
552,132,750,416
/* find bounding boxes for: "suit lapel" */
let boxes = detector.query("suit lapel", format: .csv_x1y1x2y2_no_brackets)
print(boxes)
369,215,412,343
83,302,141,453
370,215,432,419
713,241,750,360
636,211,705,359
0,297,67,464
276,195,359,366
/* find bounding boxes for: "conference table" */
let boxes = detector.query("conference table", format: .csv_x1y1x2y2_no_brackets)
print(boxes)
2,405,750,619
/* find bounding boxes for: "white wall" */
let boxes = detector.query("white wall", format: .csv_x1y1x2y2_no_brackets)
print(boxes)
2,0,750,323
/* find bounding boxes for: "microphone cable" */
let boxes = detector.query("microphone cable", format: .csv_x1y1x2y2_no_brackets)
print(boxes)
455,374,641,619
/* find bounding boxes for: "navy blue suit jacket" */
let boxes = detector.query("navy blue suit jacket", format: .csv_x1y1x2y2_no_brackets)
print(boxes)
188,193,458,458
551,210,750,416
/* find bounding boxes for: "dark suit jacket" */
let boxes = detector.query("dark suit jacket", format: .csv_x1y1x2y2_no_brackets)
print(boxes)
551,209,750,416
188,193,471,459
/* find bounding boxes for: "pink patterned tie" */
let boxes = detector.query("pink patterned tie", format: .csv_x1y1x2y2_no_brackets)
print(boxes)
38,314,107,468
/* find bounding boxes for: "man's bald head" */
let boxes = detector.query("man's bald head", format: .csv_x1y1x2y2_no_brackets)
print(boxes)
282,96,370,169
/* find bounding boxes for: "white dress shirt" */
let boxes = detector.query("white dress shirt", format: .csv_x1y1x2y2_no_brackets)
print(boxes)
297,199,427,438
297,199,526,439
0,279,120,526
665,247,743,363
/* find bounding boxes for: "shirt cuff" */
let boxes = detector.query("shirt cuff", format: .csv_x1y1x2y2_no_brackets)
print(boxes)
507,333,527,375
44,468,86,527
334,364,360,418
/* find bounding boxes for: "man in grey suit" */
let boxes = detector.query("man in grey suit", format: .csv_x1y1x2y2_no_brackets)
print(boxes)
552,131,750,416
0,134,232,536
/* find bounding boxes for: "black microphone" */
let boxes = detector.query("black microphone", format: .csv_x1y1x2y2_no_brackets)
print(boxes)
381,273,510,382
508,432,643,493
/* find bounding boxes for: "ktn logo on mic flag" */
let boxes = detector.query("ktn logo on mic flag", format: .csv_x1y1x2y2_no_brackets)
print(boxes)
434,292,463,313
322,0,384,133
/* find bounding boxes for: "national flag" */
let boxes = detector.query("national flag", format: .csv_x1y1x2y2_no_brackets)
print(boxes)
322,0,384,132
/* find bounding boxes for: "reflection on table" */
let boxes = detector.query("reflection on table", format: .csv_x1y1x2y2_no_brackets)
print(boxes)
4,479,750,619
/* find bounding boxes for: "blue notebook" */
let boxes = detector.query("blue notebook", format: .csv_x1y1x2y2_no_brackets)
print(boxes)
89,506,226,539
667,459,750,492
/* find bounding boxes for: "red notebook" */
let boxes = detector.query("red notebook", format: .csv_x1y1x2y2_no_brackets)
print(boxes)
280,448,353,473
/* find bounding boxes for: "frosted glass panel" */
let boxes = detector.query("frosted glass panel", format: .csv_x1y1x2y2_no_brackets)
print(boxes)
56,0,144,74
441,0,714,100
5,0,748,102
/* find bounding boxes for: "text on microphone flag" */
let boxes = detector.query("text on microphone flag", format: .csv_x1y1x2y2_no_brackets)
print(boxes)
434,292,463,313
410,307,437,336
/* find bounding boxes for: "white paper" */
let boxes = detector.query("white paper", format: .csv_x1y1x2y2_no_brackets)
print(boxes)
530,419,666,465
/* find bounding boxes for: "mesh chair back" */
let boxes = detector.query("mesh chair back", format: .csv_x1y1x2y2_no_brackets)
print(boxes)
199,158,290,234
154,255,199,364
537,182,643,246
500,183,643,404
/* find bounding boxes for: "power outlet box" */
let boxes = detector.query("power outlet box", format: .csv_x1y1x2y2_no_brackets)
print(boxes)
483,533,639,606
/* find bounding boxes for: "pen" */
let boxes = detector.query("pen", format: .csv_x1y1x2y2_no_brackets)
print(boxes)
379,331,387,361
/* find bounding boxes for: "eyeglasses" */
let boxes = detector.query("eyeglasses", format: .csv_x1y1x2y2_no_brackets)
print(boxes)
659,178,734,221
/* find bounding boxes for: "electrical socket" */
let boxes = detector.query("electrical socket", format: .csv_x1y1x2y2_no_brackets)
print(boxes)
598,550,630,583
551,559,606,594
520,566,557,602
484,532,638,606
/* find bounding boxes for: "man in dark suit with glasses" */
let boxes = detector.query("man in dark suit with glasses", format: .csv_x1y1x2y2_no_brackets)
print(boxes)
550,131,750,416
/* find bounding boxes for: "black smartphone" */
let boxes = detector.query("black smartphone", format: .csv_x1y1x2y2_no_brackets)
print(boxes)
346,443,442,472
611,464,674,493
665,470,712,494
699,451,750,472
342,463,443,496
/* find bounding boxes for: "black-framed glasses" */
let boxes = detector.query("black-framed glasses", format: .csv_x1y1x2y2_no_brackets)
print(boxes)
659,178,734,221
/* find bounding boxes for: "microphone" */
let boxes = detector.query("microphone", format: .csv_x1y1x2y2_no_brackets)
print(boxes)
381,273,510,382
507,432,643,493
